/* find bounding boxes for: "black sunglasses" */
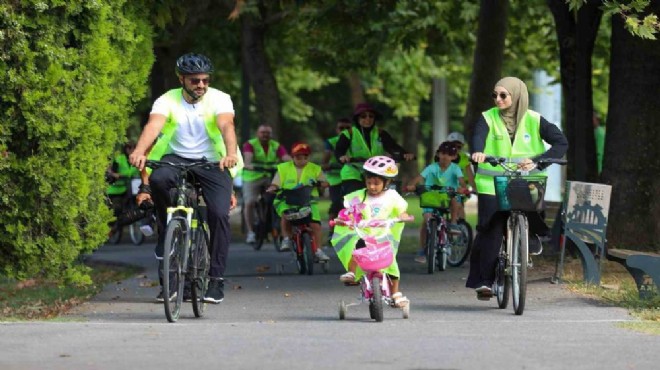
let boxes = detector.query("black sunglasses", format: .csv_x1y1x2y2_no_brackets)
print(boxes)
188,77,210,85
491,92,509,100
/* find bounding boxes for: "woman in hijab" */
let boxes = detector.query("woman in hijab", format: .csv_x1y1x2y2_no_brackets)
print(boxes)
467,77,568,300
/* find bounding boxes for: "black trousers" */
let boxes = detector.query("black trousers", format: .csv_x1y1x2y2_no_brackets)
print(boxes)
341,179,365,197
150,154,233,278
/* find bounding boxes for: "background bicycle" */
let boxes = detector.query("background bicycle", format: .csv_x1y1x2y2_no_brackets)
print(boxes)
411,185,473,274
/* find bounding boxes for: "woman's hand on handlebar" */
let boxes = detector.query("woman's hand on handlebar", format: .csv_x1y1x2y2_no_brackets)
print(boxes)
339,155,351,164
471,152,486,164
403,153,415,161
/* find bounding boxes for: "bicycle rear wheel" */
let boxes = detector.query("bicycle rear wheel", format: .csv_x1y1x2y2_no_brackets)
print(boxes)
447,219,472,267
426,219,437,274
512,214,528,315
495,242,510,309
191,221,210,318
370,276,383,322
163,219,187,323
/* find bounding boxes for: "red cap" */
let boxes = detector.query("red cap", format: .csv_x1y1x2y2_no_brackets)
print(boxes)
291,142,311,155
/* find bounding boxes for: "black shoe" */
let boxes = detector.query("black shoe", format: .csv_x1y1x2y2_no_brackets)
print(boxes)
204,278,224,304
156,288,177,303
529,235,543,255
183,286,192,302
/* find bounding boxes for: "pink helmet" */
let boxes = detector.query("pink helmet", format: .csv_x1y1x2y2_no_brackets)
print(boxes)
363,156,398,178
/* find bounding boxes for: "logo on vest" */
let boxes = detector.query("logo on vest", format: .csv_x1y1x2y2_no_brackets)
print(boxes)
523,133,531,143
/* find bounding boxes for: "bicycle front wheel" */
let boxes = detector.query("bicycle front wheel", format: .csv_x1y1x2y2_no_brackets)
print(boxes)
162,219,187,323
370,276,383,322
302,232,314,276
191,221,210,318
128,222,144,245
512,213,528,315
447,219,472,267
253,200,267,251
426,219,438,274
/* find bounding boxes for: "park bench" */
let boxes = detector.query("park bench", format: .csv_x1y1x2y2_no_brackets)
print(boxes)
606,249,660,299
552,181,659,299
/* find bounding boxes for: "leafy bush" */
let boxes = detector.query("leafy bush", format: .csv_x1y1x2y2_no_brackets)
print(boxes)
0,1,154,282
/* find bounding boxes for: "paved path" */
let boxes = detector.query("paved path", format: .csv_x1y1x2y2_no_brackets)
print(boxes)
1,234,659,370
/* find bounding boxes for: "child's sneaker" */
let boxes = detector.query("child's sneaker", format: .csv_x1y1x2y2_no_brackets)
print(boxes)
315,248,330,261
339,271,356,283
414,250,426,264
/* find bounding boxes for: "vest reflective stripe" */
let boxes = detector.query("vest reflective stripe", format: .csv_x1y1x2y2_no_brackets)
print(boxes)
340,127,384,181
146,88,243,178
242,138,280,182
326,135,342,186
475,107,546,195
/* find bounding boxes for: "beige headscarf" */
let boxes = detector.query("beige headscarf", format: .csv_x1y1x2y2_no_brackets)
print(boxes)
495,77,529,138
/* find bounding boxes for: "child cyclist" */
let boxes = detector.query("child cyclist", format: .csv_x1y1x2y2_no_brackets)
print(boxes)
332,155,413,308
405,141,467,264
267,142,330,261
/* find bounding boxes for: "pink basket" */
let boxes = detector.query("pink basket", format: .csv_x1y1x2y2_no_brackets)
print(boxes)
352,241,394,271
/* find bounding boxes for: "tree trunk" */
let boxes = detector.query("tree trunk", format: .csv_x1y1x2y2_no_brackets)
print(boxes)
604,3,660,249
548,0,601,182
400,116,419,186
346,72,365,107
240,3,282,136
463,0,509,145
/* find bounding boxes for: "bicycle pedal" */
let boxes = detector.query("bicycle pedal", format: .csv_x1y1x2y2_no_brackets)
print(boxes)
343,281,360,286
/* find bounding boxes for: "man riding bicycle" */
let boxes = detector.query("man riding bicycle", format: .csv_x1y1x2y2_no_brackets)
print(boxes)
241,124,291,244
129,53,243,304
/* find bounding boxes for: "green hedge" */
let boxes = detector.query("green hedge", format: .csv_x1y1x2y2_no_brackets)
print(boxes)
0,1,154,283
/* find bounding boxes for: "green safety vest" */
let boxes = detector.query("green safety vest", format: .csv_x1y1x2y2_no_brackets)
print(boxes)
106,153,138,195
273,161,322,220
326,135,342,186
242,138,280,182
457,152,470,171
340,126,385,181
147,88,244,178
474,107,546,195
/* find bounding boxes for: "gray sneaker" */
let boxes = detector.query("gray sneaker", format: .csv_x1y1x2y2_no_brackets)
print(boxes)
280,238,293,251
315,248,330,261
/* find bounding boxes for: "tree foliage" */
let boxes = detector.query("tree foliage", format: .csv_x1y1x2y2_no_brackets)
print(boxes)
0,1,153,282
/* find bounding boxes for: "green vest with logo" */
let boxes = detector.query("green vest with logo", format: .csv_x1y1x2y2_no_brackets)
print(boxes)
475,107,546,195
242,138,280,182
106,153,138,195
146,88,244,178
340,126,385,181
326,135,342,186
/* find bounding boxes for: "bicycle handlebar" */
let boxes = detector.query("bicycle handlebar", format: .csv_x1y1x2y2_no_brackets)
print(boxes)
329,216,414,228
482,156,567,166
145,159,220,171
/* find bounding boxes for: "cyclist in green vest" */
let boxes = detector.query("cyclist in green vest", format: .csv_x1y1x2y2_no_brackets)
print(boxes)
129,53,242,304
467,77,567,300
266,142,330,260
106,141,140,236
334,103,415,196
447,131,477,220
242,124,291,244
322,117,352,243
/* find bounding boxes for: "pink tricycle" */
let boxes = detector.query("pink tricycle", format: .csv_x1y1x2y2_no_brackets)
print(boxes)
330,216,413,322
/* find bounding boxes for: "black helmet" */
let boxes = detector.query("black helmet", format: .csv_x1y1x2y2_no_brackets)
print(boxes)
175,53,214,75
